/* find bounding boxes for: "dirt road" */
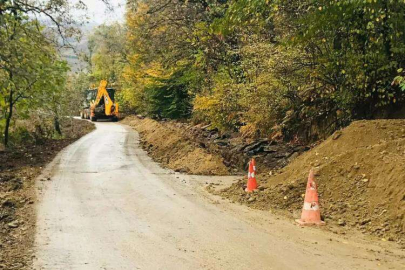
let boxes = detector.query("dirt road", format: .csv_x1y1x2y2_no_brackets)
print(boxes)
34,122,405,270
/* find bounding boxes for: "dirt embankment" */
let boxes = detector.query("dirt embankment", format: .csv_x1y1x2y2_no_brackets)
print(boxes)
219,120,405,245
122,116,230,175
122,115,307,175
0,119,94,270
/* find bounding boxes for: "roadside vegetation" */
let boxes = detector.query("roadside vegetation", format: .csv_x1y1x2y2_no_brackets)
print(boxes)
0,0,91,148
84,0,405,142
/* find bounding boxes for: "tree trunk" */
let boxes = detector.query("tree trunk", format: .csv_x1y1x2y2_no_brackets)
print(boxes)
54,116,62,136
4,88,13,147
382,0,392,60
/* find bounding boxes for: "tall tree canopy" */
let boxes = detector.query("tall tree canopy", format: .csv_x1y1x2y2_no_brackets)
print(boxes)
85,0,405,141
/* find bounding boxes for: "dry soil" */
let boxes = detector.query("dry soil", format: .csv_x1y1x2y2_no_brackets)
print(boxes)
218,120,405,245
121,116,230,175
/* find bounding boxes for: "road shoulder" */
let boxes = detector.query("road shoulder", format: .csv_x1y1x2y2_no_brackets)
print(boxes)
0,119,94,270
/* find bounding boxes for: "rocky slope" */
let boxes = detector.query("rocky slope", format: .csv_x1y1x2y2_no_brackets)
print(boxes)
122,115,306,174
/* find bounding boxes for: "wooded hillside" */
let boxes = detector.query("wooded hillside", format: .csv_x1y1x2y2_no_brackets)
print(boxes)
86,0,405,142
4,0,405,145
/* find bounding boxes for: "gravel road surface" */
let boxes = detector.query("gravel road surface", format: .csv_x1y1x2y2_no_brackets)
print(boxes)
34,122,405,269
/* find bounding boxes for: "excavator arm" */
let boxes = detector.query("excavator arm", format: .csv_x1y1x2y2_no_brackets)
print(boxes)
89,80,119,121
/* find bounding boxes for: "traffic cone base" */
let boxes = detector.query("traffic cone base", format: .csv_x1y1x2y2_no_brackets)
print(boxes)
295,219,325,226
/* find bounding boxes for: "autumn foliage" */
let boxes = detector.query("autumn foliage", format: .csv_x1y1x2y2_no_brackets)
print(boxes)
92,0,405,141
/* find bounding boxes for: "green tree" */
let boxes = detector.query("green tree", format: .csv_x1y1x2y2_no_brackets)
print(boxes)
0,14,70,145
146,68,201,119
87,23,127,84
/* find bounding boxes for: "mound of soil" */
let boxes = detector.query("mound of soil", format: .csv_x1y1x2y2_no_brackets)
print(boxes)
122,115,308,175
122,116,230,175
0,119,94,270
219,120,405,244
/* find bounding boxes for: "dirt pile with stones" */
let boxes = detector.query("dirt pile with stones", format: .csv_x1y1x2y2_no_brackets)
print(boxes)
0,119,94,270
122,115,307,175
218,120,405,245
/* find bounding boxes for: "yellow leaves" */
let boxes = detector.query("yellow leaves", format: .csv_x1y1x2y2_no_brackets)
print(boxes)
136,2,150,15
176,59,189,67
154,24,168,34
193,95,220,111
144,61,172,79
240,124,257,138
126,2,150,29
127,53,141,66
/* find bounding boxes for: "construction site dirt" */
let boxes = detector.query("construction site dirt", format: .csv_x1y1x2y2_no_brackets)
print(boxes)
123,116,405,246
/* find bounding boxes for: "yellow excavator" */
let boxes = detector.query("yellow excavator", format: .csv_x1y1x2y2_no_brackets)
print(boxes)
80,80,119,122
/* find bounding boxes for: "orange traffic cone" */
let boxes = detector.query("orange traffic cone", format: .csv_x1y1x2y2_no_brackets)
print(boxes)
296,170,325,226
245,158,258,192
